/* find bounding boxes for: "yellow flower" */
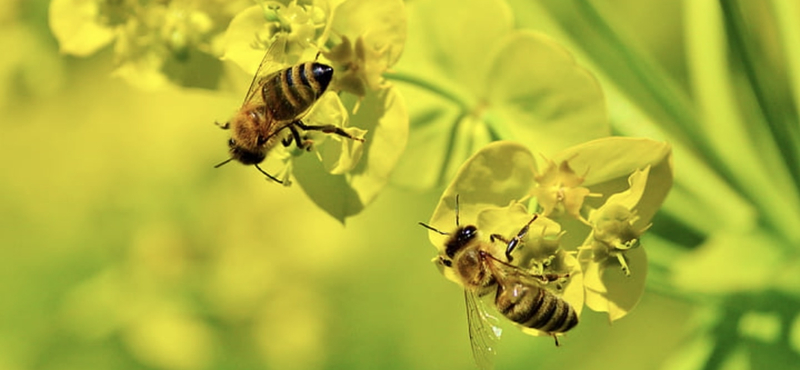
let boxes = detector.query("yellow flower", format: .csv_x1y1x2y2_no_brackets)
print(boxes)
426,138,673,324
221,0,408,221
530,156,598,223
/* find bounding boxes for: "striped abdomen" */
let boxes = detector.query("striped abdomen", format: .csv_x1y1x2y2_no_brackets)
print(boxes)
494,281,578,333
262,62,333,121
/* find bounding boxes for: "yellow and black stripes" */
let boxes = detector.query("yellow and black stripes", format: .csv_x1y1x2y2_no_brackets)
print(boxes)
264,62,334,121
495,283,578,333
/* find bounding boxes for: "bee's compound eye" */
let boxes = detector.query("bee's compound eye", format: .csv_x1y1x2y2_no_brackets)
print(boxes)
462,225,478,240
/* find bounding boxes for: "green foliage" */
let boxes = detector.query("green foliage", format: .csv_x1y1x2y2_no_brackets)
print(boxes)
389,0,609,191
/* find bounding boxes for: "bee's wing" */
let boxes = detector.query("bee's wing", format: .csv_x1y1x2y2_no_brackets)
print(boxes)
483,251,557,288
242,33,290,105
464,289,502,370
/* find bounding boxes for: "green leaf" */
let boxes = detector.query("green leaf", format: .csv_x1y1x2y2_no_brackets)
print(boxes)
486,31,610,155
49,0,116,56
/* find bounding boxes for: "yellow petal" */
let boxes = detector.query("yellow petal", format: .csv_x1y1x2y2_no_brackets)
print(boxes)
583,246,647,321
293,85,407,221
426,141,537,247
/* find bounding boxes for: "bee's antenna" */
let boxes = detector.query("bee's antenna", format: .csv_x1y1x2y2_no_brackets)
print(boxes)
418,222,449,236
214,158,234,168
254,164,284,184
454,194,461,227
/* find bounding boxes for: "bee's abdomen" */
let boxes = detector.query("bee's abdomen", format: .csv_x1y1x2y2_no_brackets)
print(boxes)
495,284,578,333
265,62,333,121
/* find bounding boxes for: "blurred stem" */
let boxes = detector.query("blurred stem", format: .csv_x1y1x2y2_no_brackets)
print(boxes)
482,111,513,142
771,0,800,148
384,71,470,112
580,0,800,245
437,110,470,186
386,71,517,186
572,0,705,149
721,0,800,199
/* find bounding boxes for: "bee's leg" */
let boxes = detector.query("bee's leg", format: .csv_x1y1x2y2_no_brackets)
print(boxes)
254,164,284,184
286,122,314,150
499,214,540,262
490,234,514,261
282,125,300,147
294,120,365,142
552,334,561,347
490,234,511,244
281,135,293,147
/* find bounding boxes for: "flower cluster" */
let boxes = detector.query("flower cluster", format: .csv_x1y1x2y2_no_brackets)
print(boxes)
220,0,408,221
49,0,249,89
424,138,673,328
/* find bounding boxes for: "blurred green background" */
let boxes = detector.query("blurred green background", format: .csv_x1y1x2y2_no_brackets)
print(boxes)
3,0,800,369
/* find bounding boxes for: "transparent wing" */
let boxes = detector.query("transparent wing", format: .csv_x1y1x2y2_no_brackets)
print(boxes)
483,250,566,288
464,289,502,370
242,33,290,105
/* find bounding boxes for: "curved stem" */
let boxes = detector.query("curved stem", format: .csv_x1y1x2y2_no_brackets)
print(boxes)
384,71,471,112
436,110,470,186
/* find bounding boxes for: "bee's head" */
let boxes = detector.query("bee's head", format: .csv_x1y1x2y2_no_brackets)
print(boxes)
310,63,334,93
226,138,266,165
445,225,478,258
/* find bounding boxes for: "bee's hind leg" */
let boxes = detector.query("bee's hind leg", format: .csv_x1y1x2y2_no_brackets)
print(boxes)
294,120,365,143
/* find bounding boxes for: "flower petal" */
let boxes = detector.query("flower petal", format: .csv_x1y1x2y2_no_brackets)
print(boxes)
426,141,537,247
583,246,647,321
293,85,407,222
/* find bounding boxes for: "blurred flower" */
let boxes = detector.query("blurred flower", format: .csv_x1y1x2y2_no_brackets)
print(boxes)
49,0,250,89
388,0,609,191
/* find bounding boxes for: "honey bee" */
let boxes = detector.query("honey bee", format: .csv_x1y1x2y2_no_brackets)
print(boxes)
419,196,578,369
215,35,364,183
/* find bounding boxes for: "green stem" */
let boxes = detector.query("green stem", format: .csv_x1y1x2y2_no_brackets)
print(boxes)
436,110,470,186
573,0,704,146
384,71,470,112
721,0,800,204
